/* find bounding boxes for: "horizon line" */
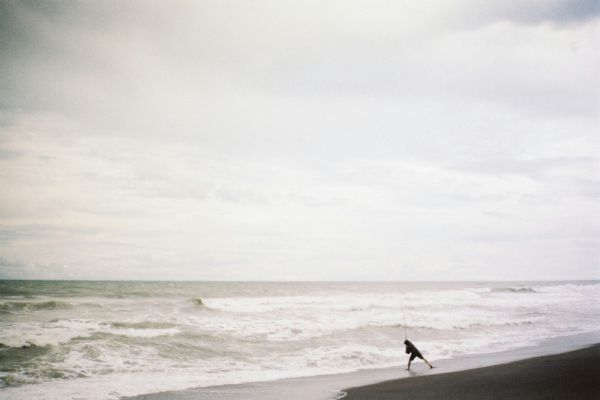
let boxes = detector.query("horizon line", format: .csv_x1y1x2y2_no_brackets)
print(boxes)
0,278,598,283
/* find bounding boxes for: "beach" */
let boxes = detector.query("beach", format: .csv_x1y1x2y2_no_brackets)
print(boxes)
121,332,599,400
343,344,600,400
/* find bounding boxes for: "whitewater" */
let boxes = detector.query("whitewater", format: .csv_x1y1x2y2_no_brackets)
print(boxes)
0,280,598,400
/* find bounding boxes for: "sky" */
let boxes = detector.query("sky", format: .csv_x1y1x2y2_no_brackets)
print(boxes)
0,0,598,281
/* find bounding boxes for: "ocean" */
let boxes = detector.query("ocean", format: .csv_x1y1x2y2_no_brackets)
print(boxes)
0,280,598,400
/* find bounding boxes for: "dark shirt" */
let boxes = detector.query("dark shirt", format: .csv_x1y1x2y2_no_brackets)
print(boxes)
405,340,421,356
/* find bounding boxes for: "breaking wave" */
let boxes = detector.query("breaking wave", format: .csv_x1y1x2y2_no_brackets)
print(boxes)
0,300,73,312
188,298,207,307
490,287,537,293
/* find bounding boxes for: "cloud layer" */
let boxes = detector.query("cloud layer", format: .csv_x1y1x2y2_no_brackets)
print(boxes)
0,0,598,280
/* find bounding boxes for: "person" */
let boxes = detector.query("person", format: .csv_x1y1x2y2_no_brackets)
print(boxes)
404,339,433,370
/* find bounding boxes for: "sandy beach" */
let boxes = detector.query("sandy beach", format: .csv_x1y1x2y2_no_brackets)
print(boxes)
343,344,600,400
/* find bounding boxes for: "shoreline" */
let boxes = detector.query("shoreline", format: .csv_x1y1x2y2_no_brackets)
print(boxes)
124,330,600,400
343,344,600,400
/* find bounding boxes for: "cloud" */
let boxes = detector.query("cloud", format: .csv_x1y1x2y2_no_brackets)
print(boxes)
463,0,600,25
2,1,598,123
0,1,598,280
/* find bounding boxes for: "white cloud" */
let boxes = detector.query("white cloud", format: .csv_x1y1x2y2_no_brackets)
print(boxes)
0,1,598,280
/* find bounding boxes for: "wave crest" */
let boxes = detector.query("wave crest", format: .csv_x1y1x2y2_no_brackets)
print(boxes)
189,298,206,307
0,300,74,312
490,287,536,293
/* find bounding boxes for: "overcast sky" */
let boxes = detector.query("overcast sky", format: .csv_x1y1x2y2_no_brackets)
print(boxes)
0,0,598,281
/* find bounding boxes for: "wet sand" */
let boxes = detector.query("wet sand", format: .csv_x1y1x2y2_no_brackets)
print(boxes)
342,344,600,400
123,332,600,400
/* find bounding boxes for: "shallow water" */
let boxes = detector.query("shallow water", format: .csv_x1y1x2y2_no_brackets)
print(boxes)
0,280,598,399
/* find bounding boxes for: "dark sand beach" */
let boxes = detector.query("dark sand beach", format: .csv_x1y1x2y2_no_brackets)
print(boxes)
124,334,600,400
343,344,600,400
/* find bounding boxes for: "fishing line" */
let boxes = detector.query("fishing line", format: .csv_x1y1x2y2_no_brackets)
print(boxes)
400,296,408,340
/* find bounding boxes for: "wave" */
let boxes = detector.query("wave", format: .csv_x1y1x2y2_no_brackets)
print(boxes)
188,298,214,310
109,321,177,330
371,319,540,332
0,300,73,312
0,342,53,383
189,297,206,307
0,341,49,350
490,287,537,293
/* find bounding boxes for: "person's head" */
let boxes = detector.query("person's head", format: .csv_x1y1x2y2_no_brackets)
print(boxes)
403,340,409,345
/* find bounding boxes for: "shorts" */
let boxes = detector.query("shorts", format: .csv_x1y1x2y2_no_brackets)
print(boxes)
409,351,423,361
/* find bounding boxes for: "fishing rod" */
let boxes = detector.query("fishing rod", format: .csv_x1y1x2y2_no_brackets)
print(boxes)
400,298,408,340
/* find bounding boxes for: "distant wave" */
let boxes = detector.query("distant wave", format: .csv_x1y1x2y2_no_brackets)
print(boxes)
490,287,537,293
0,300,73,312
189,298,207,307
109,321,177,330
384,319,539,332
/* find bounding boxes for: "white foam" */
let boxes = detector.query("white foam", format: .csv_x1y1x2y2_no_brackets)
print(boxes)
0,318,181,348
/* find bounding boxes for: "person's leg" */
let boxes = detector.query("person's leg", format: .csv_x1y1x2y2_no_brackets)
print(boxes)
422,357,434,369
407,353,416,370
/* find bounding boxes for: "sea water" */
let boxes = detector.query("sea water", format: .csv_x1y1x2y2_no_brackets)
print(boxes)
0,280,598,400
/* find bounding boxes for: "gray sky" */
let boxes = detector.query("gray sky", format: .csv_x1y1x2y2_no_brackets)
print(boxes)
0,0,599,280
